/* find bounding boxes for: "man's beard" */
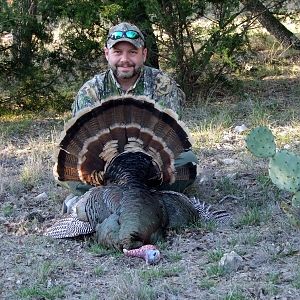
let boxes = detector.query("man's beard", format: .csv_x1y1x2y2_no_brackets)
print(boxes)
110,63,142,79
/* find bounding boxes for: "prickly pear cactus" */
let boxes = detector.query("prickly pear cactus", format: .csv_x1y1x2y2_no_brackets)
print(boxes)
245,126,276,158
292,191,300,209
268,150,300,193
246,126,300,225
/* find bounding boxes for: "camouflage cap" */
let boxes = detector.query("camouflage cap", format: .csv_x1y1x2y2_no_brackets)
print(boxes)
106,22,145,49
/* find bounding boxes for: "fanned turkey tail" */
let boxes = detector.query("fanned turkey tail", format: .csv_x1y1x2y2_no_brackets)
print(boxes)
53,96,194,188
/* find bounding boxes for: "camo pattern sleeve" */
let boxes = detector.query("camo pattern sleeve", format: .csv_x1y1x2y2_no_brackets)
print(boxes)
71,72,106,116
143,66,185,117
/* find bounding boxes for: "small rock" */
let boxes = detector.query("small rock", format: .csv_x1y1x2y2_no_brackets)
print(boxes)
234,124,248,133
199,174,210,184
34,192,48,201
221,158,236,165
47,279,53,288
219,251,243,272
226,173,237,179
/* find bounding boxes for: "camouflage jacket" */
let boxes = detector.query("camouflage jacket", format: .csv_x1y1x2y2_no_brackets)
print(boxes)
71,66,185,117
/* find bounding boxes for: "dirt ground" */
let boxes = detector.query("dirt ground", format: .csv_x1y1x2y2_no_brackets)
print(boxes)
1,74,300,300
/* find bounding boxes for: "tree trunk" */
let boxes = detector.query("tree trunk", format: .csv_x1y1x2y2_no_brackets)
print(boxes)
241,0,300,49
11,0,38,73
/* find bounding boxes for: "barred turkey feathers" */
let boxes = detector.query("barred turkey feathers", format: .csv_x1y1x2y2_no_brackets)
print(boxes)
54,96,193,187
44,215,94,238
189,196,232,226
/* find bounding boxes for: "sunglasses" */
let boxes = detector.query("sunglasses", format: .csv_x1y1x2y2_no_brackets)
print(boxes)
108,30,144,41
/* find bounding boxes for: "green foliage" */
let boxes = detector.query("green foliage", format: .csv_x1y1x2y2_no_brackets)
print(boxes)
165,251,182,262
17,285,65,300
0,0,78,112
207,248,224,263
139,266,183,282
236,206,262,227
292,270,300,289
93,266,105,276
1,0,294,111
2,202,14,217
205,263,225,277
223,290,247,300
198,277,216,289
88,241,121,257
144,0,247,96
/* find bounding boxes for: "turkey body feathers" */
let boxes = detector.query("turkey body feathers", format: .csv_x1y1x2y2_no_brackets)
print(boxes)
45,180,231,249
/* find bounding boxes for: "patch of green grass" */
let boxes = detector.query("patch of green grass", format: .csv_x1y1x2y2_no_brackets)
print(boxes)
227,236,239,247
215,177,240,196
17,285,65,300
36,261,64,285
275,125,300,148
265,273,280,296
189,217,218,232
235,206,262,227
207,249,224,263
2,202,14,217
198,278,216,290
93,266,105,276
19,151,51,189
292,270,300,289
139,266,184,283
254,64,283,79
258,273,281,296
223,289,247,300
191,123,225,150
88,242,121,257
205,264,225,278
256,174,272,189
155,240,169,251
249,100,271,126
228,231,262,247
110,271,157,300
267,272,280,285
271,243,298,261
0,117,34,139
165,251,182,262
240,232,261,246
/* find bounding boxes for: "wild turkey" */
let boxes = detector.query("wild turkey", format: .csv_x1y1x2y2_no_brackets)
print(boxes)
46,96,230,250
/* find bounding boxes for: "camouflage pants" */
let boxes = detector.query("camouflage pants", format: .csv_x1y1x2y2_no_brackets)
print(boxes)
59,150,198,195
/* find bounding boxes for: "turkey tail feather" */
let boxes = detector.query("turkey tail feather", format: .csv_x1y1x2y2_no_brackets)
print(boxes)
44,215,95,239
189,196,232,226
55,96,193,187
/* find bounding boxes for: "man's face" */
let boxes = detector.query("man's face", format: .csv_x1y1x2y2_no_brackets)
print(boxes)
104,42,147,80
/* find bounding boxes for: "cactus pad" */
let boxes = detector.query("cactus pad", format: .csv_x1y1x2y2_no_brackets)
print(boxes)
292,191,300,208
269,150,300,193
245,126,276,158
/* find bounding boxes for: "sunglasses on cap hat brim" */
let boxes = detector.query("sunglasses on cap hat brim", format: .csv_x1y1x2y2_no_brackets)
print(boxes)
107,30,144,42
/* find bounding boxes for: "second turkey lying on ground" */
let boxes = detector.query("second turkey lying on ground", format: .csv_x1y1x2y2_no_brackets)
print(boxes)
45,96,231,250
